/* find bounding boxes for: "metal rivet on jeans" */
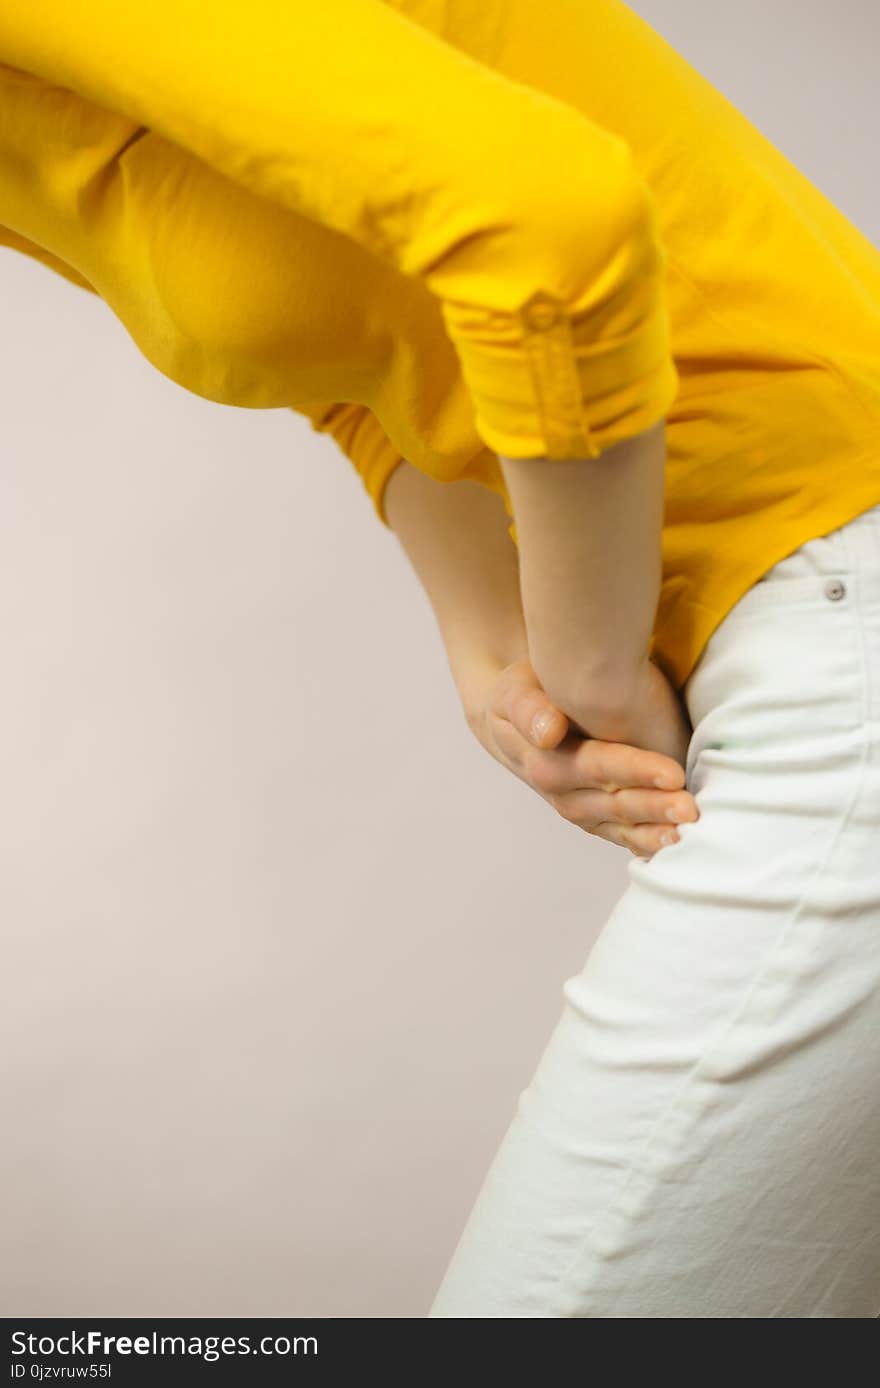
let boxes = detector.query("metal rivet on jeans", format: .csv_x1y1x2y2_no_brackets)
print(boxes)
824,577,847,601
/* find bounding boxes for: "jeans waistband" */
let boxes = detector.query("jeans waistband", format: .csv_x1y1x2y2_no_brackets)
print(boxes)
839,499,880,574
756,501,880,585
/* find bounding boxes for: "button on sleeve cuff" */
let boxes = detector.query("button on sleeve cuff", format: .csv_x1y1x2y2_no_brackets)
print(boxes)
442,272,680,461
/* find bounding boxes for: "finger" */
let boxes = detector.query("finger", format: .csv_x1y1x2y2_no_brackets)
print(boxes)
552,784,699,827
611,785,700,825
521,733,692,800
487,710,591,803
486,703,530,769
589,820,680,858
489,659,569,750
574,737,687,793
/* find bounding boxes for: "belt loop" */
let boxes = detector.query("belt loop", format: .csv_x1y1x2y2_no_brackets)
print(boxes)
838,505,878,580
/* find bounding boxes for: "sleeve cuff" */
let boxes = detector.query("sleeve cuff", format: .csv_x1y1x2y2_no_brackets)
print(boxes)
441,271,680,462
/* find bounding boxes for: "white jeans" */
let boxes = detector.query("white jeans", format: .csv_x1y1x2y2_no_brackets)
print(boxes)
429,501,880,1318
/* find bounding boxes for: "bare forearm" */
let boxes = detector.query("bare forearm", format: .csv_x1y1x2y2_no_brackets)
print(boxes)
497,420,666,730
383,460,529,721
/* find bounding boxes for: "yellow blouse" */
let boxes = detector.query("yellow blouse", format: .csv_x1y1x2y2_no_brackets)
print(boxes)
2,0,880,689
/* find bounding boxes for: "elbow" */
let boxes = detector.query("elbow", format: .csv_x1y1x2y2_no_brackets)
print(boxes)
422,101,660,310
519,128,661,314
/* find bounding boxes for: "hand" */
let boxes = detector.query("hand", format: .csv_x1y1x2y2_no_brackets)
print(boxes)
469,658,699,859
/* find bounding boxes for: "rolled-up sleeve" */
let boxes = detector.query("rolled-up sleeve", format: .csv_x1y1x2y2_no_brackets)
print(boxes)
0,0,679,460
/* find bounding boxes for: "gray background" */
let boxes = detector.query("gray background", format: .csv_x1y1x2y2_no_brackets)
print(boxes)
1,1,877,1317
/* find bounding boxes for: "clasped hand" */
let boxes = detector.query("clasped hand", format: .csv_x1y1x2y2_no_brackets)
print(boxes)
471,657,699,859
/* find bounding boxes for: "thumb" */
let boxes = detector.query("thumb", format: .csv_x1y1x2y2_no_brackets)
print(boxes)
508,664,569,748
528,696,569,748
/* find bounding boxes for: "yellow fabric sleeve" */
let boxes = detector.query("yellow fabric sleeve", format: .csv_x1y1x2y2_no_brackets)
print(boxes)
0,0,678,462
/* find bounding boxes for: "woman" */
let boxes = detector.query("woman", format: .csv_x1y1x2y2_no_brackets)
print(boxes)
2,0,879,1316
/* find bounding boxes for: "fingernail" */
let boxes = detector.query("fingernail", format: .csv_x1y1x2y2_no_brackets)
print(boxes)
665,806,684,823
660,830,678,846
654,776,674,789
532,711,553,743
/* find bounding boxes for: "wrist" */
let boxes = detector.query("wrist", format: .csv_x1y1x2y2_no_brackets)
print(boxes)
538,652,651,737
